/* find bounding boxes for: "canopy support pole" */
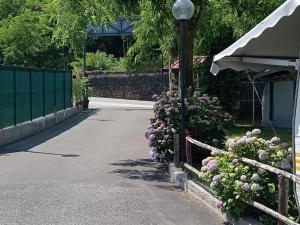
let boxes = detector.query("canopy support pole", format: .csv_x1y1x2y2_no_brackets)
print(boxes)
292,52,300,214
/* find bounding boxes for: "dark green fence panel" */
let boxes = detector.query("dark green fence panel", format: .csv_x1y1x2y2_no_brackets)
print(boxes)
45,71,55,115
0,66,72,129
0,68,14,128
65,71,73,108
55,71,65,111
15,69,31,124
31,70,44,119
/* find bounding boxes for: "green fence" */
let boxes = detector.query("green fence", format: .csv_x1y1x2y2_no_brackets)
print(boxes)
0,66,73,129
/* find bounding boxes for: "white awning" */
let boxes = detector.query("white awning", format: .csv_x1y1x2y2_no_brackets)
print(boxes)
210,0,300,75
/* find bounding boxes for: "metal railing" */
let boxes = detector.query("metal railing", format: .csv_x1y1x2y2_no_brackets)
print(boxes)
184,136,298,225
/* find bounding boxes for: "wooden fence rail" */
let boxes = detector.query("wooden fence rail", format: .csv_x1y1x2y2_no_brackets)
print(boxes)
184,136,298,225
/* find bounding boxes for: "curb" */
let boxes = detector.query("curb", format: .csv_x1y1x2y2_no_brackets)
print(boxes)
0,107,82,146
168,163,263,225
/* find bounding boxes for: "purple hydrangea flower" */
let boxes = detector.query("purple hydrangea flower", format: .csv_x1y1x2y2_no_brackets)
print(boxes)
149,134,156,140
241,183,250,191
148,141,153,147
213,175,222,183
281,160,292,170
229,141,237,149
207,160,218,171
246,138,253,144
280,143,288,149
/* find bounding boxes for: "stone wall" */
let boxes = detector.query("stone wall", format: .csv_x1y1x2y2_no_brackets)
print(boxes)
88,71,169,101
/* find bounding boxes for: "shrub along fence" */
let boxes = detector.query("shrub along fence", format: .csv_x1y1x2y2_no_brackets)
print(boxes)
0,66,73,129
183,136,297,225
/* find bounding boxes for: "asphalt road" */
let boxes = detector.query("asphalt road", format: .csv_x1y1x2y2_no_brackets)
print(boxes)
0,98,224,225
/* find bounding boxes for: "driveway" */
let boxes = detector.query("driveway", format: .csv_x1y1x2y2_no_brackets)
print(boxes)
0,97,224,225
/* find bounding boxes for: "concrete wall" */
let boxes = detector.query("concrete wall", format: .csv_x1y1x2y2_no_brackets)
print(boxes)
0,107,81,146
88,72,169,101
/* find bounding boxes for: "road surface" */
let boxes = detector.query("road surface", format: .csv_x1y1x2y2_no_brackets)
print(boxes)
0,97,224,225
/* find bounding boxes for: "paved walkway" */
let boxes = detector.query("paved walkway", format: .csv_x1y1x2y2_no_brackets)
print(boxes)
0,98,224,225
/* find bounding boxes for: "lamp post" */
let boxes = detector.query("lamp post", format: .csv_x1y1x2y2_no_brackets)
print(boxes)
172,0,194,164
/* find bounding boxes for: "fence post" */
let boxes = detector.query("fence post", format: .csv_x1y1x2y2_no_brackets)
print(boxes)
63,70,66,110
13,68,17,126
53,69,57,113
29,68,32,121
42,69,46,117
174,133,180,167
185,130,192,165
278,175,289,225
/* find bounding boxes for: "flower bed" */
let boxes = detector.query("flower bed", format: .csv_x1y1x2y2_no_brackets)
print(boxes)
199,129,297,224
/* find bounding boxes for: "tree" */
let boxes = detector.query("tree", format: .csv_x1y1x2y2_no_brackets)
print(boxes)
0,0,72,68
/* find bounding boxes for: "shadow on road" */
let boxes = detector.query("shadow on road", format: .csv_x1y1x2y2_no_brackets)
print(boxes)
0,109,99,156
110,159,170,183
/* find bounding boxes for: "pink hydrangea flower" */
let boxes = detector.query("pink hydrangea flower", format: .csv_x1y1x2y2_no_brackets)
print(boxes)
202,158,210,166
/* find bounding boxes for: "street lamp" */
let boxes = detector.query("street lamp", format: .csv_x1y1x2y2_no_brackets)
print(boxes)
172,0,194,165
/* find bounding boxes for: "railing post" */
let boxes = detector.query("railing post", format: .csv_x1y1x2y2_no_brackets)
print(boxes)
185,130,192,165
174,133,180,167
278,175,289,225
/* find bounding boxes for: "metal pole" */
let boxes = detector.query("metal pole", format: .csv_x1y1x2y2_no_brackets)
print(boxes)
179,20,188,163
83,46,86,71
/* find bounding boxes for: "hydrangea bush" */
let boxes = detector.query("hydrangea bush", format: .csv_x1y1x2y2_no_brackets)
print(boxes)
199,129,292,221
145,89,232,161
145,90,180,161
187,94,233,148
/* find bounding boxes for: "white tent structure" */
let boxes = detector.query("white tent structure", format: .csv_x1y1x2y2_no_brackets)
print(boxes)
210,0,300,208
211,0,300,75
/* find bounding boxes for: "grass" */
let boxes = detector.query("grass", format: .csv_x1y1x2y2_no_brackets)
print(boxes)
226,119,292,146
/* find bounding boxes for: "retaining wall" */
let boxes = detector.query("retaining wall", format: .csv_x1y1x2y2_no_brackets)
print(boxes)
0,107,81,146
88,71,169,101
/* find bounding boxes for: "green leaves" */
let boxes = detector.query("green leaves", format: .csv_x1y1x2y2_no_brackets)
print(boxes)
0,6,50,64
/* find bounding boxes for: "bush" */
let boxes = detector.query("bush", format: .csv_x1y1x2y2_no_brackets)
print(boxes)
187,94,233,148
71,51,118,71
145,89,180,161
199,129,292,223
145,89,232,161
72,70,93,105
